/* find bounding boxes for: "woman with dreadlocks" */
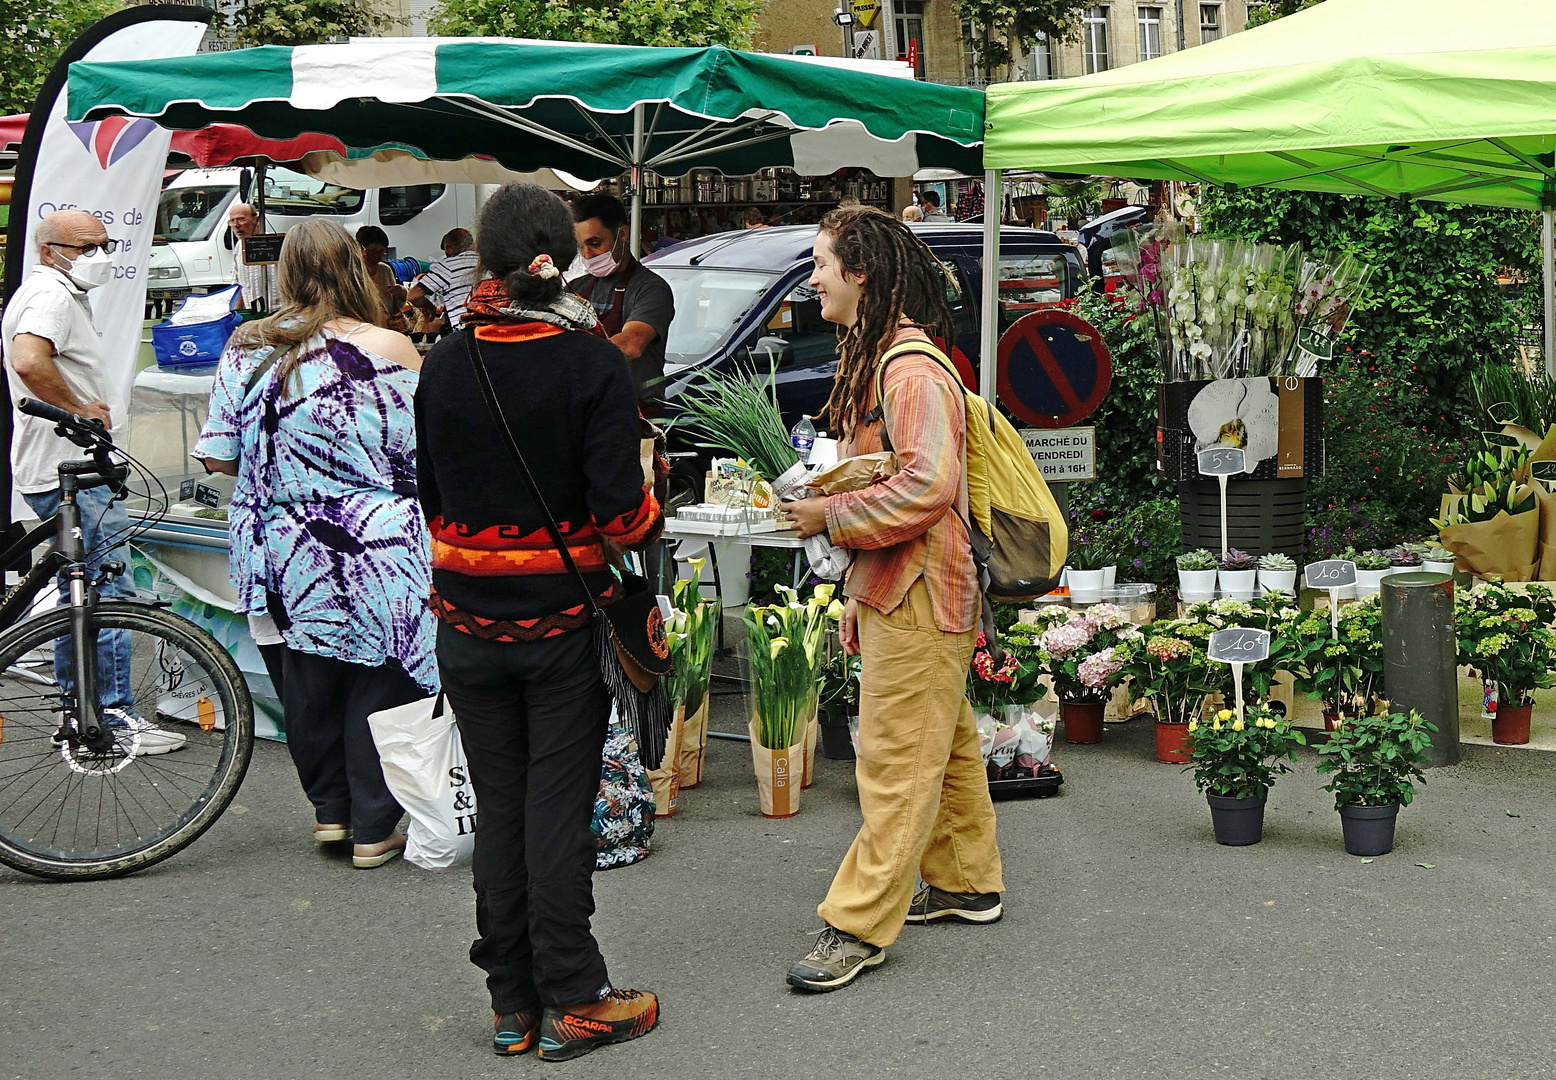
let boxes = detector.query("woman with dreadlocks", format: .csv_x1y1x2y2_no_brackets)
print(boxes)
780,206,1004,993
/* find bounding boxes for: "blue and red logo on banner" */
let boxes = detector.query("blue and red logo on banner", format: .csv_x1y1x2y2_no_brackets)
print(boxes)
67,117,159,169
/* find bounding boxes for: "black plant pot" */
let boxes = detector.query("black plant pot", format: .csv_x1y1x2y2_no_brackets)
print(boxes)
1339,802,1399,856
1206,793,1267,846
820,723,855,761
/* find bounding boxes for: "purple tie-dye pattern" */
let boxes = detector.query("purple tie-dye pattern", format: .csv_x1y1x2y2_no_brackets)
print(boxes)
194,333,437,691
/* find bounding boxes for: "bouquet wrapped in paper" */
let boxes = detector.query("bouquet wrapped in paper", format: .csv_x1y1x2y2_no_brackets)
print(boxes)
665,560,719,791
1434,439,1541,581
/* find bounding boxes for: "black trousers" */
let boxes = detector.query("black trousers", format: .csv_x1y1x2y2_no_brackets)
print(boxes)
280,648,420,845
437,622,611,1011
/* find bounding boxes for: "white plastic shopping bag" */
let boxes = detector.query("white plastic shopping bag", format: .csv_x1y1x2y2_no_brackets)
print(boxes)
367,693,477,870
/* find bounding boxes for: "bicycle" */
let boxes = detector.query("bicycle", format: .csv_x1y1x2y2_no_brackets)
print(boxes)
0,398,253,879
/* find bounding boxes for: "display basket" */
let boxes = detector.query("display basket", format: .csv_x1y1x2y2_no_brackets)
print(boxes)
988,763,1064,801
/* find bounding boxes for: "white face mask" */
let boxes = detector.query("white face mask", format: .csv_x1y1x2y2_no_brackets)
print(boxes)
582,237,625,278
59,247,114,291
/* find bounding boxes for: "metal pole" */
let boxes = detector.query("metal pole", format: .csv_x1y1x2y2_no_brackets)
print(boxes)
1382,572,1460,767
630,103,645,259
979,168,1001,402
1543,208,1554,378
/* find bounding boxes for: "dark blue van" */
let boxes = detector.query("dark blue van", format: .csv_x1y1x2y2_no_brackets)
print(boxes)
646,223,1087,430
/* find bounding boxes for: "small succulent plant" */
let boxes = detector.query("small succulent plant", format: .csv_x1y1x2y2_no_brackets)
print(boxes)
1353,549,1392,571
1422,545,1454,563
1258,552,1296,571
1177,548,1217,572
1219,548,1259,572
1386,547,1423,567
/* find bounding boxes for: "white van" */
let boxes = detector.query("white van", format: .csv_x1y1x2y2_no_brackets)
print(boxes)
146,166,479,306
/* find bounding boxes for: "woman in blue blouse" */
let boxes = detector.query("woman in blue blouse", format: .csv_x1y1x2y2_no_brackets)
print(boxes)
194,218,435,869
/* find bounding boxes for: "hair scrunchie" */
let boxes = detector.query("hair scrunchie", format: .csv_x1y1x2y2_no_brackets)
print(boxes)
528,253,560,279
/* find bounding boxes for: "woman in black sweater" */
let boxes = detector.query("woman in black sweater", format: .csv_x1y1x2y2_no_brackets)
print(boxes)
416,184,662,1061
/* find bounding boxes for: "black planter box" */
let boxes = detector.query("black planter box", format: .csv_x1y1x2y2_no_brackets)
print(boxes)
988,763,1064,800
1157,377,1325,482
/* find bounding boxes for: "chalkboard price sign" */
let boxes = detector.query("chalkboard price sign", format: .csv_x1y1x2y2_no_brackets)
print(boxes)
1208,628,1271,665
1197,446,1247,477
1304,559,1358,590
242,233,286,265
1532,460,1556,488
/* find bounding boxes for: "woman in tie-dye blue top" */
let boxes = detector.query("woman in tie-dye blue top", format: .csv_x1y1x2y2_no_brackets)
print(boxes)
193,218,434,865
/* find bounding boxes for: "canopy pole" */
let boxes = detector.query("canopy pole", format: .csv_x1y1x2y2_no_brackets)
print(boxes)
630,103,645,260
979,168,1001,401
1544,208,1554,378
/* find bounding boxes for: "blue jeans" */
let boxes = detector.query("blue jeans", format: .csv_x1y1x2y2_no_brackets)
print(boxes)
22,485,136,715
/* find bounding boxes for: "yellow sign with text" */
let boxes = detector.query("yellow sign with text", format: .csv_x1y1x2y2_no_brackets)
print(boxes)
851,0,881,29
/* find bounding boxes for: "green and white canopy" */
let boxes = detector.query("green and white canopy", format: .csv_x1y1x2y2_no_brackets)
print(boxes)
67,38,985,181
984,0,1556,211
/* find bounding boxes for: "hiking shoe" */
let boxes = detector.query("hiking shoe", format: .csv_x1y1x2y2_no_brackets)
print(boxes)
537,987,659,1061
493,1010,540,1055
905,884,1003,925
786,926,884,992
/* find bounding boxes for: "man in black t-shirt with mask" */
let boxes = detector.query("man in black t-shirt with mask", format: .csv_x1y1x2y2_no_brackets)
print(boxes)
569,193,676,416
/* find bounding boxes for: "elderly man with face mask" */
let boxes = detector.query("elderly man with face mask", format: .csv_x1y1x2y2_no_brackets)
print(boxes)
1,209,186,754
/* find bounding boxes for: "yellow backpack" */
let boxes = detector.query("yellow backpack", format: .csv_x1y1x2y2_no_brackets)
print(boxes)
871,339,1069,603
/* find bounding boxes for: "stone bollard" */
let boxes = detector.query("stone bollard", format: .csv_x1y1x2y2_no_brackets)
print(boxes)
1381,571,1460,767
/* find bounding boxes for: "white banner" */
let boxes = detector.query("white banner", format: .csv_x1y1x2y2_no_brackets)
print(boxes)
19,15,207,436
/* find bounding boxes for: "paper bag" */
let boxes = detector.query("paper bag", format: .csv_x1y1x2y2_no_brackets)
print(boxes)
647,705,685,817
807,452,899,496
1441,503,1540,581
749,717,802,818
678,697,710,789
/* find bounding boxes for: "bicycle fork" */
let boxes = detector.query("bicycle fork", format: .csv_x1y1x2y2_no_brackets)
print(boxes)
54,476,108,752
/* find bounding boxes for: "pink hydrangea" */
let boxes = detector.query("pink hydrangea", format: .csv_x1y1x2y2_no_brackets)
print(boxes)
1146,635,1191,662
1088,603,1130,630
972,647,1016,684
1078,648,1123,691
1042,622,1093,658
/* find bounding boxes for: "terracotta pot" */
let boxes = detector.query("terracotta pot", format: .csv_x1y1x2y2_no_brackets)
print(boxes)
1493,700,1533,745
1061,699,1105,744
1323,710,1341,732
1154,720,1191,763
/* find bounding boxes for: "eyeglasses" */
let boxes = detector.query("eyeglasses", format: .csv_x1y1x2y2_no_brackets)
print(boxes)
48,239,122,257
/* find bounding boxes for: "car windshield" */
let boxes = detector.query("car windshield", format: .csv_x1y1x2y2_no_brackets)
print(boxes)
155,185,234,243
263,167,364,215
655,267,780,368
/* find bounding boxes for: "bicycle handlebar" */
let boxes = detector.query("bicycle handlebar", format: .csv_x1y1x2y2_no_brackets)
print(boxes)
17,398,109,450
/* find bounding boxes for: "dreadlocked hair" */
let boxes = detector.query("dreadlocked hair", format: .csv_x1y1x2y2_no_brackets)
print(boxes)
818,206,955,438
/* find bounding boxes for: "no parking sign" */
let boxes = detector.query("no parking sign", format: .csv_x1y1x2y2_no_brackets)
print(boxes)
996,310,1112,429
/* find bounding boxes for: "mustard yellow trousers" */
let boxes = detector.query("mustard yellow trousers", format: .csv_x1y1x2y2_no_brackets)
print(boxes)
817,580,1004,947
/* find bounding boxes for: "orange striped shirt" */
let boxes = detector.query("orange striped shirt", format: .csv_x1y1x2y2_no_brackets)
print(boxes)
823,330,979,634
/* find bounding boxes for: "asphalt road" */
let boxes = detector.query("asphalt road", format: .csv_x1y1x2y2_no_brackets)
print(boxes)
5,690,1556,1080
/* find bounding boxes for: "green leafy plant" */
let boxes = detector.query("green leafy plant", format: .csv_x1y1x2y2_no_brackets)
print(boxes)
1472,363,1556,437
1384,547,1422,568
1315,709,1436,810
1433,440,1537,530
226,0,386,48
1181,594,1296,702
1177,548,1217,572
818,648,860,728
0,0,124,115
1258,552,1296,571
664,560,717,718
1351,549,1392,571
1121,619,1221,725
673,363,801,482
1185,702,1306,801
1065,542,1111,572
428,0,763,47
743,584,841,749
1273,594,1385,717
1455,581,1556,707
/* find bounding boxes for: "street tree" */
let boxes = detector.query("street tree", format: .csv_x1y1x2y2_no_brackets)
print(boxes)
226,0,386,49
427,0,764,49
955,0,1088,82
0,0,124,116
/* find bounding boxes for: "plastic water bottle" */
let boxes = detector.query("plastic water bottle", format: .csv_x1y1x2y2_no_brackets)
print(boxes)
790,414,816,464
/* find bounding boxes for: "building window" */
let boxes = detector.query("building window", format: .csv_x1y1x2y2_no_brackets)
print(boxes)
1137,7,1163,60
1200,3,1222,42
896,0,927,79
1030,32,1054,79
1083,6,1111,74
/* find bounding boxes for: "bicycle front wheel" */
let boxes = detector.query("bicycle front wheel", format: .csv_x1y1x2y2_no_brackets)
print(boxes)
0,602,254,879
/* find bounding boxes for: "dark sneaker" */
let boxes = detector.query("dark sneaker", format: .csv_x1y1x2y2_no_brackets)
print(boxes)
905,884,1003,925
537,988,658,1061
786,926,884,992
493,1010,540,1055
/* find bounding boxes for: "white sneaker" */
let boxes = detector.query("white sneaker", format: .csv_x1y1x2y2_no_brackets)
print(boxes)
120,715,187,756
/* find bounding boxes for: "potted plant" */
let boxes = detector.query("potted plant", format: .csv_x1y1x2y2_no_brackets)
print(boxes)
1038,604,1139,744
1274,594,1385,731
1455,580,1556,745
1352,548,1393,596
667,560,719,791
1123,619,1220,764
1257,552,1297,595
1066,542,1110,603
1217,548,1259,599
1176,548,1218,600
818,648,861,761
1315,708,1436,856
969,622,1054,780
1185,702,1306,846
1386,546,1423,571
1420,544,1456,576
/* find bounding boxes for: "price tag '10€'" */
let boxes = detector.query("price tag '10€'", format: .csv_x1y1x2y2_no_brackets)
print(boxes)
1207,628,1271,665
1303,559,1358,590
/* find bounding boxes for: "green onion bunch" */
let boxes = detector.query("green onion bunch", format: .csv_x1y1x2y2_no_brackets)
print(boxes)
673,363,801,482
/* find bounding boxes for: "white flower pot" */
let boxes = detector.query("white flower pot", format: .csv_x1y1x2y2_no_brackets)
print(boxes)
1218,568,1257,598
1177,568,1217,599
1423,559,1455,576
1102,565,1117,588
1258,568,1297,595
1355,567,1390,596
1068,568,1106,603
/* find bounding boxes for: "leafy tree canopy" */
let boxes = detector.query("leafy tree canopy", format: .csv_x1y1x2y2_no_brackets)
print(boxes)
427,0,763,49
0,0,124,116
955,0,1088,79
226,0,386,49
